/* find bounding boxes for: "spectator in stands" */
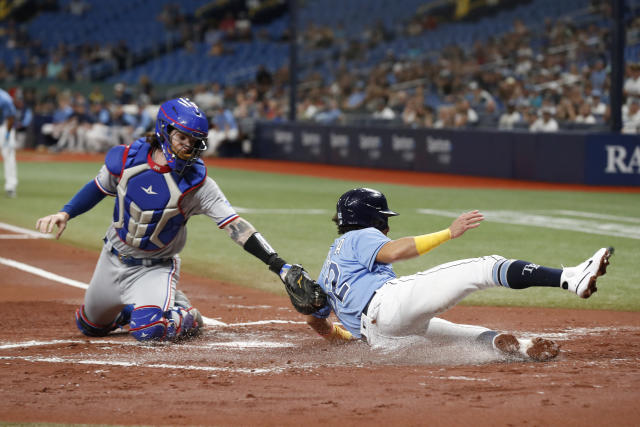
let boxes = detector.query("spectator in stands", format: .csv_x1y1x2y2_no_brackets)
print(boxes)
132,100,154,139
623,63,640,97
342,82,367,112
590,59,608,91
434,105,455,129
401,97,422,127
529,108,559,132
468,81,495,112
14,92,33,149
372,98,396,120
256,65,274,97
477,100,500,128
53,97,91,152
83,101,113,152
315,99,343,124
88,86,105,105
193,84,219,112
498,102,522,130
589,90,607,117
622,98,640,134
46,53,64,80
67,0,90,16
574,103,597,125
300,96,320,121
219,12,236,38
113,83,133,105
138,75,154,104
453,98,478,128
235,12,252,40
40,91,73,147
206,106,239,156
555,98,577,124
113,40,131,72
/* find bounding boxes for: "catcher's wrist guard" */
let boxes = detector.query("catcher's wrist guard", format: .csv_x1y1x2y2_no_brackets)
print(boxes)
243,232,286,273
267,254,287,274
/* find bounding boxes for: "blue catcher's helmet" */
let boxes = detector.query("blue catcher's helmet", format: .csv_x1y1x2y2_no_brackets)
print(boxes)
336,188,399,232
155,98,208,175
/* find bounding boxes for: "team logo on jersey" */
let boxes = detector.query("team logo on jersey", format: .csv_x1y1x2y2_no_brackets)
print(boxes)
141,185,158,195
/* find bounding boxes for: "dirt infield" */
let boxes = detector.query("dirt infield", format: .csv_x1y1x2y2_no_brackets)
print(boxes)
2,152,639,426
1,233,639,426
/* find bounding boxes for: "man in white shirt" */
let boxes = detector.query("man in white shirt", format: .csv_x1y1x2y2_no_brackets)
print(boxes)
529,108,559,132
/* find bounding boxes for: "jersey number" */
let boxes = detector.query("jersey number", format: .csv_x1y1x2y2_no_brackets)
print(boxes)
326,262,350,302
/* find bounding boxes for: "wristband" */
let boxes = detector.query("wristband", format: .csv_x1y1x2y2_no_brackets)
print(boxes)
414,229,451,255
278,263,292,281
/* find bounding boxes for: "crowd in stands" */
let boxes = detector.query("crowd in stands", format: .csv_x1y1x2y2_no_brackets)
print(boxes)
3,0,640,158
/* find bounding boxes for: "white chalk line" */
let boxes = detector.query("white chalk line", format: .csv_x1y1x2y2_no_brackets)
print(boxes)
0,221,52,239
0,255,303,329
0,235,46,239
418,209,640,240
0,237,307,376
234,207,328,215
0,256,90,290
0,355,290,374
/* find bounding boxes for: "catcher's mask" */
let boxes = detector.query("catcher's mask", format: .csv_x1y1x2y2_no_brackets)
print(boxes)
336,188,399,232
156,98,208,175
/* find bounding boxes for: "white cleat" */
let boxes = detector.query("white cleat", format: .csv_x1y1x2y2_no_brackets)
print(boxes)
494,333,560,362
561,247,613,299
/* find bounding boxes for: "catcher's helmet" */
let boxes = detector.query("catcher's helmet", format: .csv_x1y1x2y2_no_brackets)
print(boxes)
155,98,208,175
336,188,399,232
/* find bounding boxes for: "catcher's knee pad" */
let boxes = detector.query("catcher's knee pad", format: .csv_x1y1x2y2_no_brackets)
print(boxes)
129,305,201,342
75,305,113,337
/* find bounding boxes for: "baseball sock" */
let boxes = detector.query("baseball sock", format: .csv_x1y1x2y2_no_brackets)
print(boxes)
494,259,562,289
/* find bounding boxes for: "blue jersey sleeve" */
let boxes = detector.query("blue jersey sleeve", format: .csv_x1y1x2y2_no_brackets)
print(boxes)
105,145,126,176
61,180,107,219
351,228,391,270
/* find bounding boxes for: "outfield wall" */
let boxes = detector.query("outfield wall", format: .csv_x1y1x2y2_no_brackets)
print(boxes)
254,122,640,186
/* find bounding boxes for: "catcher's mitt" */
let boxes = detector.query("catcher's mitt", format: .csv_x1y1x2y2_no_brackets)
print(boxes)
281,264,327,314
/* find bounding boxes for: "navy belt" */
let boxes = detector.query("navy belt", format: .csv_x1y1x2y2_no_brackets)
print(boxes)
362,291,377,316
103,237,170,267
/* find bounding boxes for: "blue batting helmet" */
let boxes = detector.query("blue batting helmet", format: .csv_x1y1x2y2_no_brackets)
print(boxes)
155,98,208,175
336,188,399,232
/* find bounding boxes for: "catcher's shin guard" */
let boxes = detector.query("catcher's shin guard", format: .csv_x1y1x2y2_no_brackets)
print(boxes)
75,305,114,337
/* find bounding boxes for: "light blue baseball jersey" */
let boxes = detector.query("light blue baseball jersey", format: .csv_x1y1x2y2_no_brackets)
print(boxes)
0,89,16,123
315,227,396,338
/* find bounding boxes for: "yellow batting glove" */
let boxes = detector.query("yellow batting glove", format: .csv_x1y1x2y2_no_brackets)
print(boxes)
319,323,354,343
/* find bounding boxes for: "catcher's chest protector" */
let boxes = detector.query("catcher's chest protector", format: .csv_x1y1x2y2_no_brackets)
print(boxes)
113,140,206,250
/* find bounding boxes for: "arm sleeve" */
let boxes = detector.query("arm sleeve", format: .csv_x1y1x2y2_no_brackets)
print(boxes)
61,180,107,219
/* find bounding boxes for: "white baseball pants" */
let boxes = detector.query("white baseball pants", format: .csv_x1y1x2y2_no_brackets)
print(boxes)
361,255,505,347
0,124,17,192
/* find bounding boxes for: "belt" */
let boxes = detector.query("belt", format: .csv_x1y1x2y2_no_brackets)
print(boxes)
362,291,377,316
103,237,170,267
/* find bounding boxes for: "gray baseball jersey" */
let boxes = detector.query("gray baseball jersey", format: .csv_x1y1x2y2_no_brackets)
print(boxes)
84,154,237,327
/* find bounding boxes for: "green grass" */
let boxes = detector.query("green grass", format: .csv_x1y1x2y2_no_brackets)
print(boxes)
2,161,639,311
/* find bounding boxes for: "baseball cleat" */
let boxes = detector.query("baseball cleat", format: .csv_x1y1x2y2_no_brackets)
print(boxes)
493,333,560,362
561,247,614,298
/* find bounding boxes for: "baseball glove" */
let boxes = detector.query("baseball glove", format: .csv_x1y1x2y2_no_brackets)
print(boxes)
282,264,327,315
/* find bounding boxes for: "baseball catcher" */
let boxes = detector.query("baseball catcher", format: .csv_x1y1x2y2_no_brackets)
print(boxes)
35,97,326,342
305,188,613,362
